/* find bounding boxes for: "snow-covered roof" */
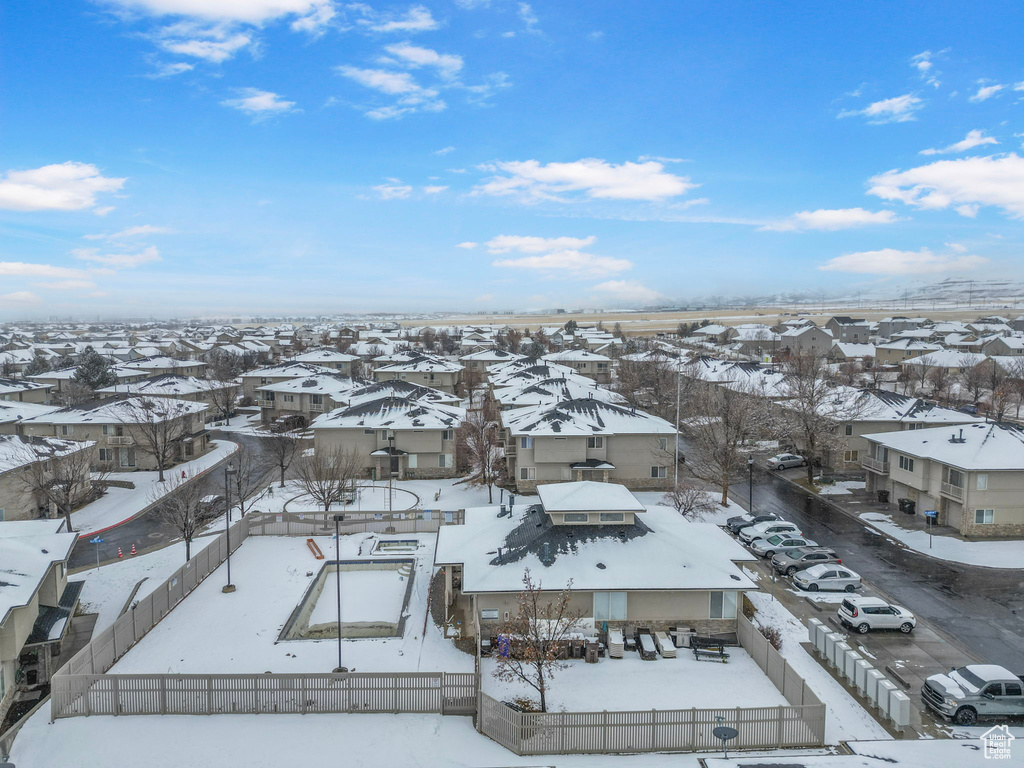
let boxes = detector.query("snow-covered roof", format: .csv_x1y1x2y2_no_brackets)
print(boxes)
901,350,987,368
459,349,526,362
29,365,144,382
375,355,462,374
538,481,645,513
0,401,61,425
97,374,236,397
255,374,368,397
493,377,626,409
831,342,875,358
0,434,95,473
542,349,611,363
122,355,204,370
241,362,334,379
834,388,983,425
0,520,77,626
434,500,756,594
290,349,358,364
22,395,207,425
346,380,462,406
780,326,832,338
311,396,464,430
875,339,942,352
692,324,729,335
0,377,51,396
502,398,676,436
863,422,1024,471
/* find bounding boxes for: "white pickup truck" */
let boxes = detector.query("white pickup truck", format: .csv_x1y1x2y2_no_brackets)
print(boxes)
921,664,1024,725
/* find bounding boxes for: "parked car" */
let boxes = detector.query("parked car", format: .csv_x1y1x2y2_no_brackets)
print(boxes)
792,563,861,592
767,453,807,470
726,512,779,534
197,494,225,515
838,596,916,634
958,404,980,415
771,547,841,576
739,520,800,544
922,665,1024,725
750,533,818,558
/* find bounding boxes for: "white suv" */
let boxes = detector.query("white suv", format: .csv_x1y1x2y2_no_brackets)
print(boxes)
838,596,916,634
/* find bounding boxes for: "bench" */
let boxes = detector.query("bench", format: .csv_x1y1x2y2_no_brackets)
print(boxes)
692,646,730,663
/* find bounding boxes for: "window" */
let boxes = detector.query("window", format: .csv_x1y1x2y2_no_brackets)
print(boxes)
564,513,589,523
976,474,988,491
311,394,323,405
587,436,604,449
98,448,113,463
520,436,534,449
593,592,627,621
843,450,859,463
283,394,295,403
554,436,567,441
709,591,737,620
596,362,609,372
59,425,73,437
438,454,452,468
947,468,964,488
658,437,669,450
599,512,624,523
650,466,667,479
1005,682,1023,697
844,424,853,436
442,429,454,441
975,509,995,524
898,455,915,472
560,466,572,480
407,454,418,469
519,466,536,480
101,425,112,435
364,429,375,435
120,448,137,468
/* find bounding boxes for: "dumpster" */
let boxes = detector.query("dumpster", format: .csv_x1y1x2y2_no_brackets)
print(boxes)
877,490,890,504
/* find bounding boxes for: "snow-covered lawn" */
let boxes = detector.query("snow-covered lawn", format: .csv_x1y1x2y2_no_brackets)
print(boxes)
746,591,891,744
481,649,788,711
109,534,472,675
71,439,239,536
818,480,866,496
310,568,407,626
634,489,738,526
860,512,1024,569
73,535,220,633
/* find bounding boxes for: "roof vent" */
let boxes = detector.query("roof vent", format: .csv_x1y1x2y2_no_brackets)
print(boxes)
596,562,606,570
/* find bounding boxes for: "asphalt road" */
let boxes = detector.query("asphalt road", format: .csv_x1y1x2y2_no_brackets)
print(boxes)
735,466,1024,674
68,431,276,570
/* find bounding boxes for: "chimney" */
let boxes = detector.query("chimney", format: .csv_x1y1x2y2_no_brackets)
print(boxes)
497,546,503,563
959,428,964,442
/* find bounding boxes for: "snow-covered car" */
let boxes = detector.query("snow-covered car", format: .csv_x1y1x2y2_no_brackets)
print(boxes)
922,665,1024,725
738,520,800,544
838,596,916,634
726,512,779,534
771,547,841,576
792,563,861,592
197,494,225,514
767,453,807,470
749,534,818,558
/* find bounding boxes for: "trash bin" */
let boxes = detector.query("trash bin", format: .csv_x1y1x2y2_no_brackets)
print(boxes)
897,498,908,512
905,499,916,514
877,490,890,504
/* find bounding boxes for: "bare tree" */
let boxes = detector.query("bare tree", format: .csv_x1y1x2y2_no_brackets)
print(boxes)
17,438,99,533
458,399,501,503
150,470,212,561
293,446,363,512
266,433,301,487
119,397,203,482
614,359,678,421
492,569,583,713
505,328,523,353
958,357,987,404
835,361,861,387
230,448,272,517
460,366,484,406
206,381,239,423
927,366,952,403
661,481,717,519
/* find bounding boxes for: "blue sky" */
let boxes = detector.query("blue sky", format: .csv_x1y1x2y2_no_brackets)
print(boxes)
2,1,1024,319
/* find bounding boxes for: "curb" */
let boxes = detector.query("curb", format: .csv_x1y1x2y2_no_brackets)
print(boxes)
75,440,240,539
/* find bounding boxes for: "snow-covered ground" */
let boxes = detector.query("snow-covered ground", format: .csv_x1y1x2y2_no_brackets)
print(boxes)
108,533,472,675
860,512,1024,569
309,568,407,626
481,648,788,711
746,591,891,744
73,534,220,633
634,489,737,525
71,439,239,535
818,480,866,496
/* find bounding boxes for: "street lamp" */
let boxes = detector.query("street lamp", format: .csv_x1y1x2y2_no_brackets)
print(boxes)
747,457,754,514
222,463,237,594
333,513,347,673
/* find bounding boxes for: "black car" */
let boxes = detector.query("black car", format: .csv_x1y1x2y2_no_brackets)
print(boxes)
726,512,779,534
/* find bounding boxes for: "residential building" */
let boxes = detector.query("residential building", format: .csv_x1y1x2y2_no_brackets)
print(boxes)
434,481,757,639
982,336,1024,357
0,402,60,436
825,316,870,342
874,339,942,365
28,366,149,398
862,422,1024,536
372,355,462,394
502,399,677,492
289,348,359,374
255,374,368,426
96,375,239,421
876,317,928,340
0,436,95,522
541,349,614,384
238,362,334,400
779,325,833,356
121,356,207,378
459,349,526,377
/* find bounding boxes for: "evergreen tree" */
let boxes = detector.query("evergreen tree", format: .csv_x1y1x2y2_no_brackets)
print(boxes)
24,350,52,377
72,346,117,390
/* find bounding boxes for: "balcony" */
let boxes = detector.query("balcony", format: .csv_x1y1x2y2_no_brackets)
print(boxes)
257,399,276,409
106,435,134,446
309,403,324,413
861,456,889,475
940,482,964,501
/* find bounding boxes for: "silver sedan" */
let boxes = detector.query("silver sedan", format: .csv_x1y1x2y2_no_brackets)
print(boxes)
792,563,862,593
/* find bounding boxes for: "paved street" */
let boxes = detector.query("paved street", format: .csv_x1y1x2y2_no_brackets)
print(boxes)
68,431,276,571
735,466,1024,675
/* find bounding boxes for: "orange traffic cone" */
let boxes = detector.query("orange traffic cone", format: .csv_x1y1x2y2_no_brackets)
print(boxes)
130,543,137,556
117,547,123,559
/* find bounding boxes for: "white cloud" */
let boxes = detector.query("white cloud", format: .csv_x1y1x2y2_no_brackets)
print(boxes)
423,185,448,194
493,250,632,277
591,280,663,304
383,42,462,78
818,247,988,275
33,279,99,291
760,208,901,232
475,157,696,202
159,31,253,62
920,129,999,155
518,3,538,31
147,61,195,77
372,183,413,199
0,262,89,279
0,291,41,305
358,5,439,33
910,50,945,87
969,83,1005,102
838,94,923,124
0,162,125,212
868,153,1024,218
221,88,297,118
336,65,444,118
84,224,172,241
456,241,478,249
102,1,336,24
72,245,162,269
484,235,597,253
435,146,455,155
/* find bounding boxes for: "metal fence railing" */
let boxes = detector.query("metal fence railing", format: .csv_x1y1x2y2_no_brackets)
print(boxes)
245,509,464,537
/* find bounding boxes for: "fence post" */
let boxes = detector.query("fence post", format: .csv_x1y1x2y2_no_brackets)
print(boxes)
160,677,167,714
112,676,120,716
776,705,784,747
689,707,696,748
207,675,214,715
440,671,446,714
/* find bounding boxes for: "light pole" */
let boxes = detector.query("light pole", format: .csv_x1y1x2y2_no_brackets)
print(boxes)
333,514,347,673
222,463,237,594
674,358,681,486
747,457,754,514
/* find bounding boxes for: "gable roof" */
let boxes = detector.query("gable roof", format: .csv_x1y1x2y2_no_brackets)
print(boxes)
311,396,464,430
863,422,1024,471
502,398,676,436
